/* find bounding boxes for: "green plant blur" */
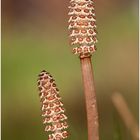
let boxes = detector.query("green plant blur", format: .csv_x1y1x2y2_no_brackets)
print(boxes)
2,0,138,140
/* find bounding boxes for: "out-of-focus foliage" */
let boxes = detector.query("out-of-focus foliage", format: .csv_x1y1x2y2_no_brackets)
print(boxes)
2,0,138,140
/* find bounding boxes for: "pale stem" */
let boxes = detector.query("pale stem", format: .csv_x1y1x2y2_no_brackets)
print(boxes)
111,92,139,140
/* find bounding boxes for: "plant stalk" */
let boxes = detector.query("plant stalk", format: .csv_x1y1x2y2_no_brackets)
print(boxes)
112,92,139,140
80,55,99,140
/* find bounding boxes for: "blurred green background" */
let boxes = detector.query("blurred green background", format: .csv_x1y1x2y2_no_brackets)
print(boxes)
2,0,139,140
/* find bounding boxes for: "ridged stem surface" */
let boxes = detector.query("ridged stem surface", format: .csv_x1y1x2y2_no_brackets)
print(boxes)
80,56,99,140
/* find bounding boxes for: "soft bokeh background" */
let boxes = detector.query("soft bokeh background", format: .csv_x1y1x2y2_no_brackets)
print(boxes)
2,0,139,140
